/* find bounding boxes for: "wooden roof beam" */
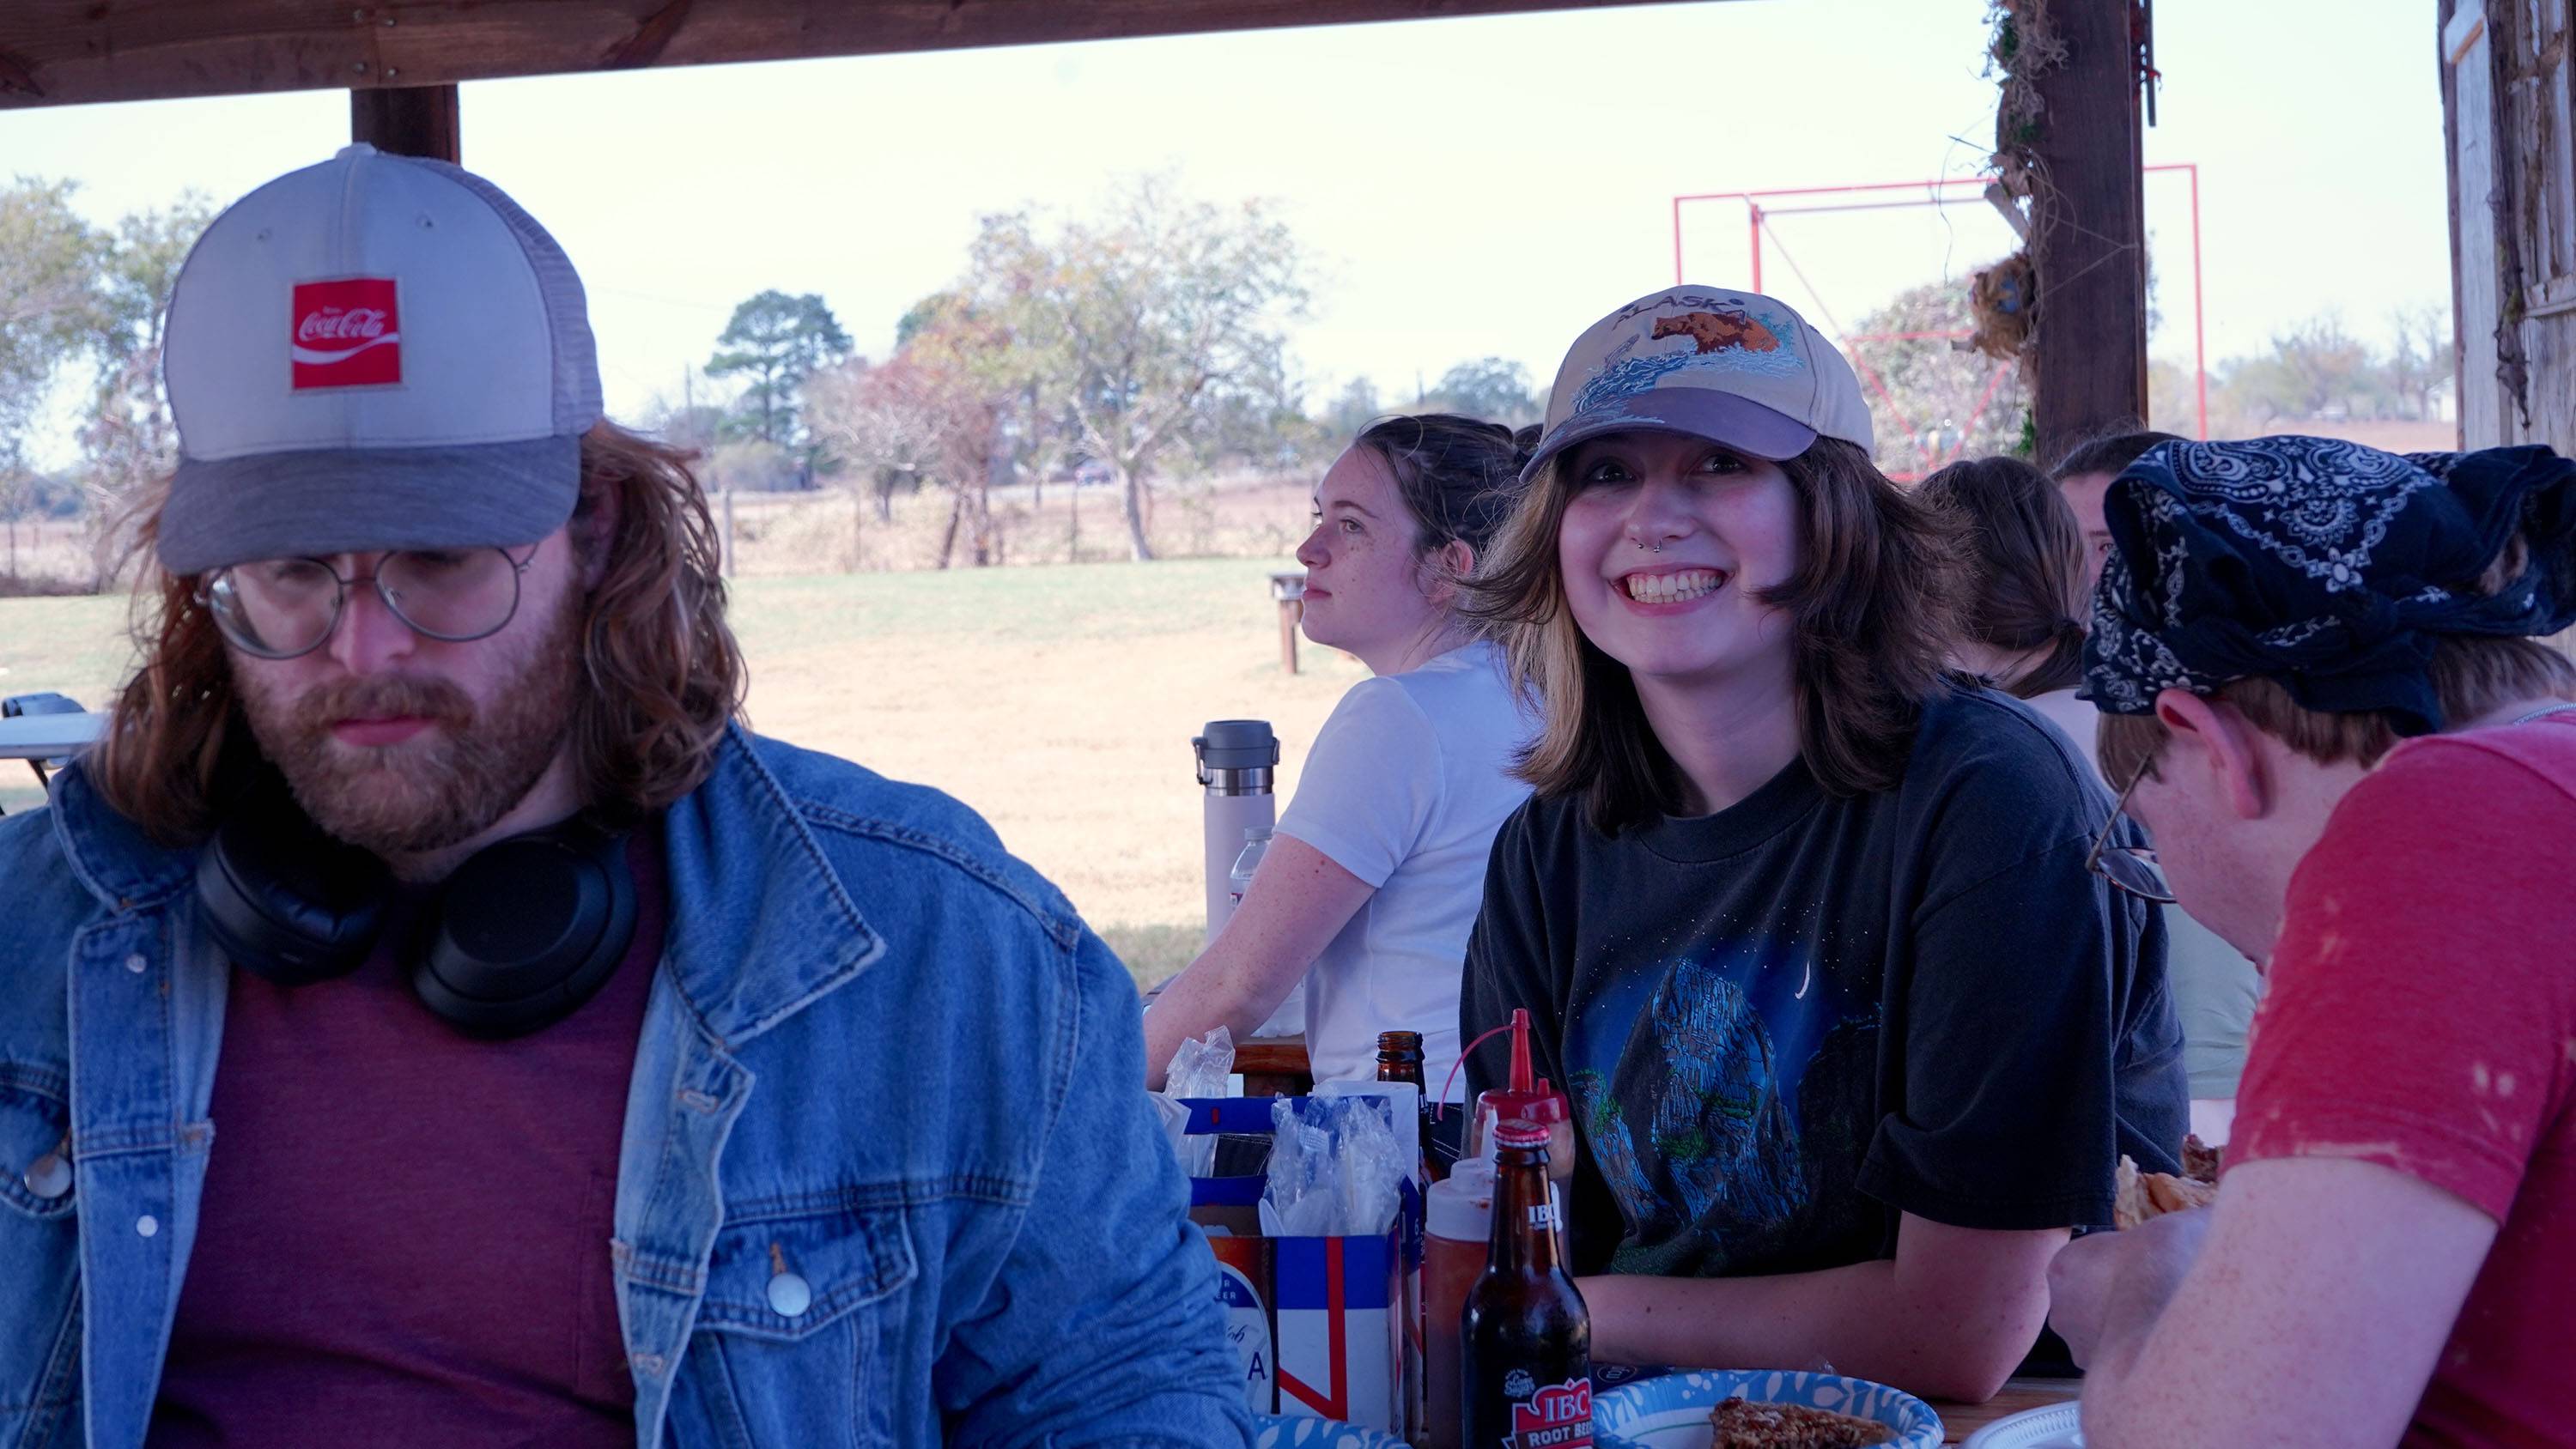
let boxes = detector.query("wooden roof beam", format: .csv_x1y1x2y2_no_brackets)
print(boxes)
0,0,1709,111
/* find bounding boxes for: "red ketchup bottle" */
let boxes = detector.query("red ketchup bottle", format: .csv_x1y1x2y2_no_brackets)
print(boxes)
1467,1009,1574,1256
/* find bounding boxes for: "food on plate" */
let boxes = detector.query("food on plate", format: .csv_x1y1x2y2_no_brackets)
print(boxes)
1707,1395,1894,1448
2112,1136,2221,1230
2179,1131,2222,1185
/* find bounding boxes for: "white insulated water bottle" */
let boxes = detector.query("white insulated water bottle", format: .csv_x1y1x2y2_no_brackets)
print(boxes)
1194,720,1279,944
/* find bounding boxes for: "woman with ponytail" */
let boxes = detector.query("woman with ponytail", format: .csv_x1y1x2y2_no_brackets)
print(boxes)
1145,415,1539,1113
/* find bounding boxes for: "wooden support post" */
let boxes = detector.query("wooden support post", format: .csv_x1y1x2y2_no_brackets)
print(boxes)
1269,572,1307,674
350,84,460,161
721,488,738,578
2028,0,2148,469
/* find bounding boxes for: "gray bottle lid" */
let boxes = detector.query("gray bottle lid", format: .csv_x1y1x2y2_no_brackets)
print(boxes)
1194,718,1279,769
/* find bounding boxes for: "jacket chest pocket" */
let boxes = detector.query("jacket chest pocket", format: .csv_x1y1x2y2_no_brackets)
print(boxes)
674,1205,917,1449
0,1070,82,1445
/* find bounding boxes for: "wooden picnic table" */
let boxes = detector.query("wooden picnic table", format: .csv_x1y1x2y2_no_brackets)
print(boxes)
1930,1376,2081,1444
1232,1034,1314,1099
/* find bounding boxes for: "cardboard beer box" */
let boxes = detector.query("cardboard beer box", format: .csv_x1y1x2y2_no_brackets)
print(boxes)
1179,1087,1423,1437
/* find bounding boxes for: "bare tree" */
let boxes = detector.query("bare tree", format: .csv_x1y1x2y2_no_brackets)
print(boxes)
2387,302,2455,421
964,175,1309,561
76,196,216,582
0,179,106,521
805,310,1012,570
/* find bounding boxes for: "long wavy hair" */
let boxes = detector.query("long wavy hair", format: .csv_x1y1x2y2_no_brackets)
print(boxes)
1461,436,1965,834
86,421,745,844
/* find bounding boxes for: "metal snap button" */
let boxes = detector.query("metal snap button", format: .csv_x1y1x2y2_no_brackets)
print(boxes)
22,1153,70,1200
123,953,147,974
767,1271,812,1318
135,1214,159,1238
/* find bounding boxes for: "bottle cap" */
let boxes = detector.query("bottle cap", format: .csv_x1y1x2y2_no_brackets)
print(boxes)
1494,1119,1550,1148
1472,1008,1568,1127
1194,720,1279,773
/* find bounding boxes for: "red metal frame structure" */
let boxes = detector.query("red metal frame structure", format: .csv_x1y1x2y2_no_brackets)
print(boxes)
1670,166,2208,478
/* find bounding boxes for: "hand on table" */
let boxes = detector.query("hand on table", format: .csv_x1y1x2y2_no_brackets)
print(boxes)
2044,1209,2210,1370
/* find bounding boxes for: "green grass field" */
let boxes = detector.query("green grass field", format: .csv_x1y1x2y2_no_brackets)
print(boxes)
0,558,1369,985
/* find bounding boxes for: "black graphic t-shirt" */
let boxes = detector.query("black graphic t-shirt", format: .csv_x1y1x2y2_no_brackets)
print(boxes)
1461,688,2187,1278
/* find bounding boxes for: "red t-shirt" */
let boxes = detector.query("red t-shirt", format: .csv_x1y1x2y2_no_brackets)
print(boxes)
2232,720,2576,1448
149,824,665,1448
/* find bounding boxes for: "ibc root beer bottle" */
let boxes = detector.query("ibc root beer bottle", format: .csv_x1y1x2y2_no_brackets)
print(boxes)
1461,1119,1590,1448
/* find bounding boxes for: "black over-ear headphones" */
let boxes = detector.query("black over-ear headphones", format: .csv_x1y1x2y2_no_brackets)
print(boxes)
192,774,640,1040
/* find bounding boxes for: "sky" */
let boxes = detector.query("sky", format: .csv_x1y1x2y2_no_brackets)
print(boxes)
3,0,2449,467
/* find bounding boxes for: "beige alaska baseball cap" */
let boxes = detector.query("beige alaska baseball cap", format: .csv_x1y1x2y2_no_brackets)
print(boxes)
1522,285,1874,481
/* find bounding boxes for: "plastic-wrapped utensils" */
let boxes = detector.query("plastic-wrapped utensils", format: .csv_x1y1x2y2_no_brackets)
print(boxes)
1260,1094,1404,1238
1158,1027,1236,1176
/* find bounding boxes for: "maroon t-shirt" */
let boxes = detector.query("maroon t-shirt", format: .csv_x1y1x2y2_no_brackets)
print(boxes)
150,823,666,1448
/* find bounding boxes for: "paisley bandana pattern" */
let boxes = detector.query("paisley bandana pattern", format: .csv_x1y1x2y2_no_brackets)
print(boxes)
2083,436,2576,734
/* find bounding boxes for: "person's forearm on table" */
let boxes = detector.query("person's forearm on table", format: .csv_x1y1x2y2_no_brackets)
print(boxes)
1579,1216,2064,1404
2049,1223,2197,1407
2065,1161,2494,1449
1143,835,1374,1090
1143,955,1293,1090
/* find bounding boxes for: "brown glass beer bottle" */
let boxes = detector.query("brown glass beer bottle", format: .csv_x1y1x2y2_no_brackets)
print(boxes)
1460,1119,1591,1448
1374,1030,1425,1089
1376,1029,1443,1184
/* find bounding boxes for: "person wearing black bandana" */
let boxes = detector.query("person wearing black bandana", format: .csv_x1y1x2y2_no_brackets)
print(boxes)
2045,435,2576,1449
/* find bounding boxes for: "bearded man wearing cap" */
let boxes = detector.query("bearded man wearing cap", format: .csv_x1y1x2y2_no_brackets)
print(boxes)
0,149,1249,1448
2044,436,2576,1447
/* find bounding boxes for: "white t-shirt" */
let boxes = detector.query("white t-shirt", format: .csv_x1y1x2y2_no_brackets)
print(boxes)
1277,640,1534,1099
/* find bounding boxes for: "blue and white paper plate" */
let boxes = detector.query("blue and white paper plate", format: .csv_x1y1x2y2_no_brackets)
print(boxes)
1961,1401,2084,1448
1592,1369,1944,1449
1249,1413,1410,1449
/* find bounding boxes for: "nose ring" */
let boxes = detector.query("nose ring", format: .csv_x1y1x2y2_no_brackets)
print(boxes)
1633,538,1662,553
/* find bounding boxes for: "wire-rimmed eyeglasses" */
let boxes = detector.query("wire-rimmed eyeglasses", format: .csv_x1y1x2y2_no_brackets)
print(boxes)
197,546,538,661
2085,757,2178,905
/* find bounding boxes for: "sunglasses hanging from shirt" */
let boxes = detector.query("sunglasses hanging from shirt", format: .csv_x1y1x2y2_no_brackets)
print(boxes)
192,770,639,1040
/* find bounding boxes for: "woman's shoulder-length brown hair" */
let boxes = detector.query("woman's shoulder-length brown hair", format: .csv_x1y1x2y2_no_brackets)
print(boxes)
85,421,746,845
1915,453,2089,699
1461,435,1965,835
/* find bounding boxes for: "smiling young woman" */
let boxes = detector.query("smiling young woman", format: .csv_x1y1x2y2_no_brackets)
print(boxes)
1455,288,2189,1403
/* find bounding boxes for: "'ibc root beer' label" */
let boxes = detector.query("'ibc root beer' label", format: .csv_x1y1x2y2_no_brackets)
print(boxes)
1492,1371,1591,1449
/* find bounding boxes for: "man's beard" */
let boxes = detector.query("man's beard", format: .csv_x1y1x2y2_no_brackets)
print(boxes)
234,592,586,858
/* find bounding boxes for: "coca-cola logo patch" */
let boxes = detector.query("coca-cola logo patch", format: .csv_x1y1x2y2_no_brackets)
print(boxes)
290,277,401,389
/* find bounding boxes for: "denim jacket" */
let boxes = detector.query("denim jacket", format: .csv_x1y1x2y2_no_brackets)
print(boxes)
0,725,1253,1449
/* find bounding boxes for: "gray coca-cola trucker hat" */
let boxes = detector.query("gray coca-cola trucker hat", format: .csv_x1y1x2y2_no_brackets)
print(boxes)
156,144,601,574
